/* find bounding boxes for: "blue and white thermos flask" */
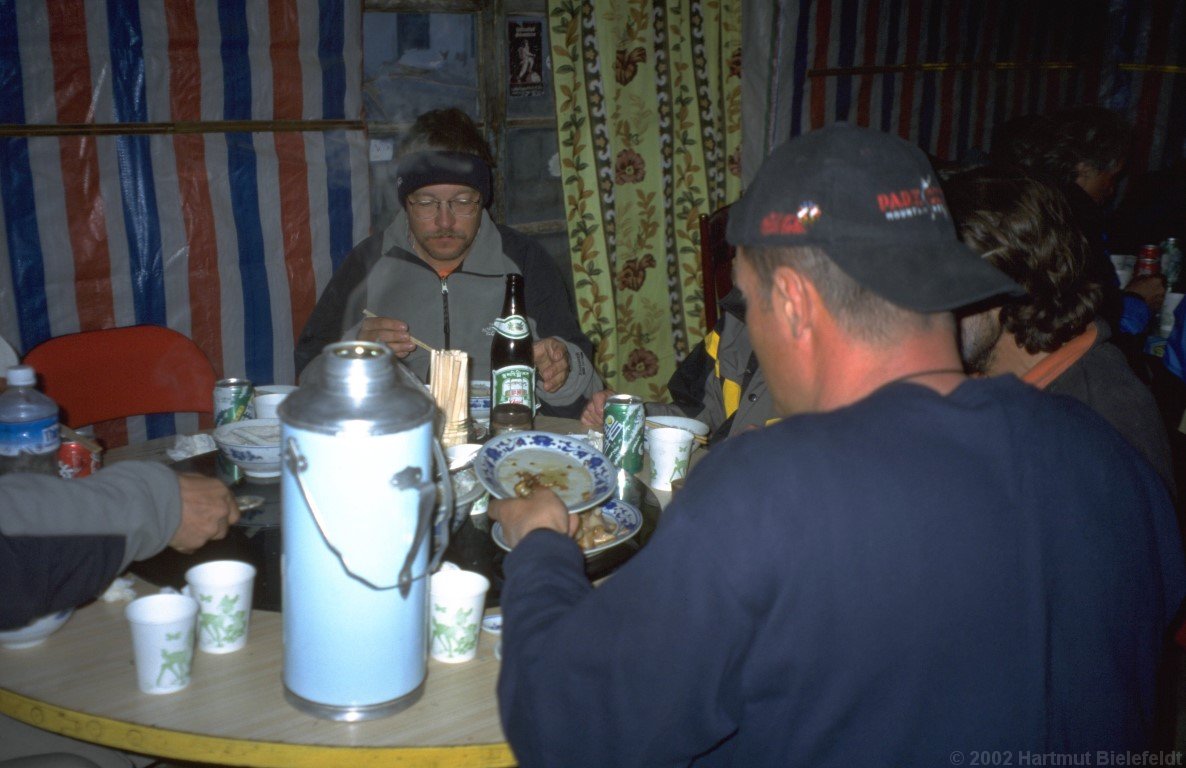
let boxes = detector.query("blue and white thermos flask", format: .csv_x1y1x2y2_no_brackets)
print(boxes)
279,341,450,721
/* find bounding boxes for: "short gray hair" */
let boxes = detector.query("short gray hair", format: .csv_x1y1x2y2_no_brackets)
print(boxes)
741,245,944,345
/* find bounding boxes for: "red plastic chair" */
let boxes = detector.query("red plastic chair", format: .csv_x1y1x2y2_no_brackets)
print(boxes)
698,204,736,334
23,326,217,430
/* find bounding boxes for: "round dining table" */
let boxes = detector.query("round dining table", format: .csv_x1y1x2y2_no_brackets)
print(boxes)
0,415,672,767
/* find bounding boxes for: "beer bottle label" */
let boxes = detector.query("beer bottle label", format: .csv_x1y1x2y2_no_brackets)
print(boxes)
492,315,530,340
493,364,534,408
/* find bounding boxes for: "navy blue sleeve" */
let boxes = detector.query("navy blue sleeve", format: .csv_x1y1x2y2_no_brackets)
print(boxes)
497,509,752,766
1,534,125,629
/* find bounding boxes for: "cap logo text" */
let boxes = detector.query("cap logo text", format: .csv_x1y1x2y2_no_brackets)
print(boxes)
761,211,807,236
876,176,949,221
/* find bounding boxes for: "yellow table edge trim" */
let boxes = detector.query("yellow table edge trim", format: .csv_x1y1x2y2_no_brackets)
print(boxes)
0,689,517,767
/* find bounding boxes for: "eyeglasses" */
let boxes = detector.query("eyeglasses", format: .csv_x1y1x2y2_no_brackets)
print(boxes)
406,196,482,220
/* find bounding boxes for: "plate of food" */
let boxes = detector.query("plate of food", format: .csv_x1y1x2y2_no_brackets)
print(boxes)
491,498,643,558
475,431,615,513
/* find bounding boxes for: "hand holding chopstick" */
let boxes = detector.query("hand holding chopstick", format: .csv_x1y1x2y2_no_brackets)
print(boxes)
360,309,435,354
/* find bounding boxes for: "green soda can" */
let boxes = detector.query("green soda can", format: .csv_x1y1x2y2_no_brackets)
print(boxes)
603,394,644,473
214,378,255,426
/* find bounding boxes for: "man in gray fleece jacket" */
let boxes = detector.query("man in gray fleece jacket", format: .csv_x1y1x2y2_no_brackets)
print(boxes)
294,110,601,417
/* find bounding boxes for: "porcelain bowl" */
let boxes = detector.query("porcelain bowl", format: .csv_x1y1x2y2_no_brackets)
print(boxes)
0,608,74,649
213,418,282,479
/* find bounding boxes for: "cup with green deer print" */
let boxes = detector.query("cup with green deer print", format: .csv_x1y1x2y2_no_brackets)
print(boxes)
185,560,256,654
429,569,490,663
125,593,199,694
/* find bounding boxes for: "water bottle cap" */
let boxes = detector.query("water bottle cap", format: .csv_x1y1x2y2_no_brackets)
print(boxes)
5,365,35,386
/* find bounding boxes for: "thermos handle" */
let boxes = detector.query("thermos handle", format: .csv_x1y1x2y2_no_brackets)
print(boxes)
285,437,441,592
398,438,452,596
430,437,452,571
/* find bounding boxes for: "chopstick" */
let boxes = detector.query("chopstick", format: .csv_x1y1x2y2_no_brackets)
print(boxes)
60,424,103,454
645,419,709,445
361,309,435,352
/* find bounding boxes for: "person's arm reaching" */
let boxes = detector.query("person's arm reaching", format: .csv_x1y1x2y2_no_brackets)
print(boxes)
0,462,238,629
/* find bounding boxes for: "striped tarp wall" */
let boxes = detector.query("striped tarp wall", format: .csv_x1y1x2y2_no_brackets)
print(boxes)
0,0,368,445
743,0,1186,182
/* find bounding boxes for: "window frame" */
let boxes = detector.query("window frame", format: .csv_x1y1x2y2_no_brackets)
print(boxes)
362,0,563,238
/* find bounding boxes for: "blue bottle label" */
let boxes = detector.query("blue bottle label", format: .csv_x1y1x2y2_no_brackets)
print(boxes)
0,416,61,456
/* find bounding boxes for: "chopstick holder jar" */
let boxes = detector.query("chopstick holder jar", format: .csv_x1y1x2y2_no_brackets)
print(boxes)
278,342,451,721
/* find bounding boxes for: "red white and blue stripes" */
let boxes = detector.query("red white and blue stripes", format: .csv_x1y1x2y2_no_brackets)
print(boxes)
0,0,367,443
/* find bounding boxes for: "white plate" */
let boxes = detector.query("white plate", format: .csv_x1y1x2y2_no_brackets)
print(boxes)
491,498,643,558
475,431,615,513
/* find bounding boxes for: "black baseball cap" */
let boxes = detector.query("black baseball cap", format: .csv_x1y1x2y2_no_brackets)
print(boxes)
727,123,1022,312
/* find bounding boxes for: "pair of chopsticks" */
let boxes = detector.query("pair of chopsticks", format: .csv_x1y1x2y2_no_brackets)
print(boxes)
361,309,435,352
645,419,709,446
60,424,103,454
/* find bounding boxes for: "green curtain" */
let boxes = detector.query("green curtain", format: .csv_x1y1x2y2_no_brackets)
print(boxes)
547,0,742,400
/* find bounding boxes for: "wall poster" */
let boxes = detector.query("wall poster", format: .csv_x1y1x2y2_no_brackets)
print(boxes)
508,20,544,98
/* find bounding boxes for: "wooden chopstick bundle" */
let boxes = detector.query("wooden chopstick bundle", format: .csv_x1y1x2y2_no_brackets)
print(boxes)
429,349,469,448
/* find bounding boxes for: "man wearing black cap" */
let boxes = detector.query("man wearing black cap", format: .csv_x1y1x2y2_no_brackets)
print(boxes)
294,109,600,416
489,124,1185,765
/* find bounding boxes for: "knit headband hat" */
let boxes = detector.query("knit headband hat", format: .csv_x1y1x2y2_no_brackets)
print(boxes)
728,123,1022,312
396,150,493,209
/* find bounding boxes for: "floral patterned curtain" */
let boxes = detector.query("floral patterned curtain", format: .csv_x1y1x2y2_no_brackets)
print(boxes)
547,0,742,399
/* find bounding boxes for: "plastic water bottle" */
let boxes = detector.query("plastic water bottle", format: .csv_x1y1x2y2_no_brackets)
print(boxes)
1164,236,1184,292
0,365,60,476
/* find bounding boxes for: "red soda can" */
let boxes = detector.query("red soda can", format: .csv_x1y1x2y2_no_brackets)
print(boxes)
58,440,101,479
1136,244,1162,276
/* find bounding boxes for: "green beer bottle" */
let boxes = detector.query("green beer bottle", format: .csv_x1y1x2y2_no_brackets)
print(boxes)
490,274,534,433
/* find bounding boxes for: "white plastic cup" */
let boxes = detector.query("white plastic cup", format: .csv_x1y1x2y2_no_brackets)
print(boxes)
125,593,198,694
429,570,489,663
255,384,298,396
253,392,288,420
185,560,256,654
1110,252,1134,273
1161,293,1183,338
645,427,696,491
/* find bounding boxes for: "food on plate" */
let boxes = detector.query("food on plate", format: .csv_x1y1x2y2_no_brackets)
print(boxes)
575,508,619,550
513,467,571,497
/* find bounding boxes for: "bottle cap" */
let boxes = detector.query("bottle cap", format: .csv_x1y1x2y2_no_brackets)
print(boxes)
5,365,35,386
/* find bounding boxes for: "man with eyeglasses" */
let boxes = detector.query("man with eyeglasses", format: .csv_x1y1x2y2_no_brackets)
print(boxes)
294,109,601,416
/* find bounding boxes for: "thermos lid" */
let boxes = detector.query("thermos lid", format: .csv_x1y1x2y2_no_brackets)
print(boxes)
279,342,435,435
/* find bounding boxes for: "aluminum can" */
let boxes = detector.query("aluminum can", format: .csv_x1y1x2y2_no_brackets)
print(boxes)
214,378,255,425
1136,244,1162,277
603,394,644,473
57,440,100,479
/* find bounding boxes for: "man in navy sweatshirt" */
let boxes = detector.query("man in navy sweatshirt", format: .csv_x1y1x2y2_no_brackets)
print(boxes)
490,124,1186,767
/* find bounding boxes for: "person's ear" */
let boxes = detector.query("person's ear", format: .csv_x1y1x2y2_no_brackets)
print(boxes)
771,266,812,340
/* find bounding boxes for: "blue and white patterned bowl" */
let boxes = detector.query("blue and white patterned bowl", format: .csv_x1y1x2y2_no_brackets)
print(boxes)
492,498,643,557
476,431,615,513
213,418,282,479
